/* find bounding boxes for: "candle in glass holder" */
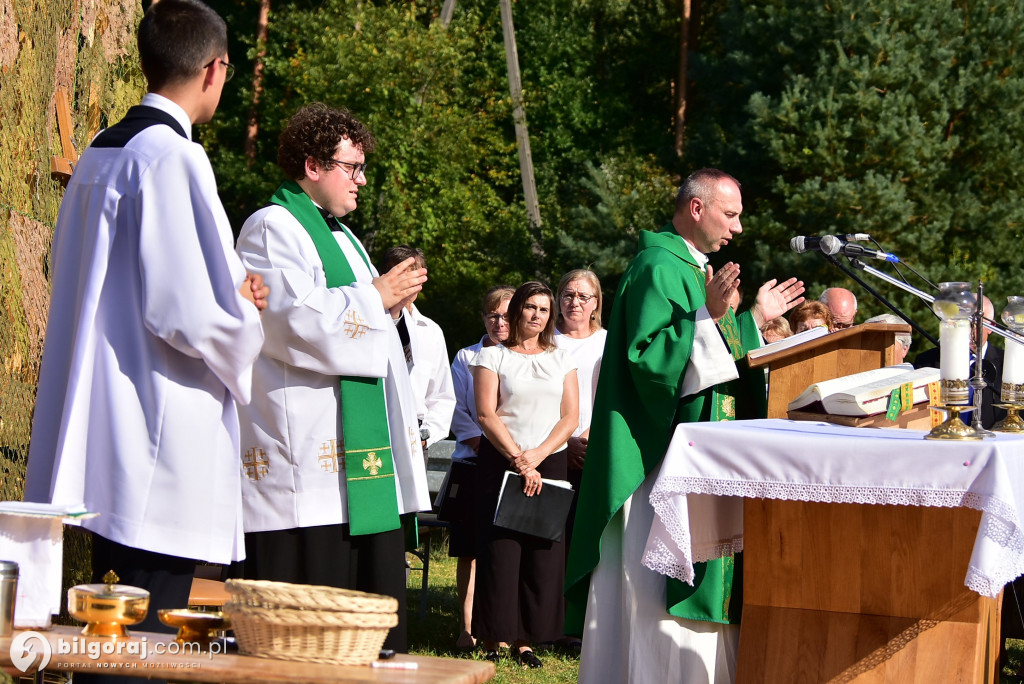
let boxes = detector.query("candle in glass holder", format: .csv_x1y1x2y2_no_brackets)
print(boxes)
1001,295,1024,403
939,319,971,404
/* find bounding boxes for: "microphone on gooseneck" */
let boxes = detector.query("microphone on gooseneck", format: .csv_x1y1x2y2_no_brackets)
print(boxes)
789,235,843,255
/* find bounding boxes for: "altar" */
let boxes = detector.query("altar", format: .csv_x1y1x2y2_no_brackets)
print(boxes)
641,418,1024,683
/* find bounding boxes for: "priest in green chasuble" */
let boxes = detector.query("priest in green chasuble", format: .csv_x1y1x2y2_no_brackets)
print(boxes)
565,168,805,683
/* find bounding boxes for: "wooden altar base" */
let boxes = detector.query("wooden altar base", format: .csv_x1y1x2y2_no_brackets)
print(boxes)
737,500,1000,683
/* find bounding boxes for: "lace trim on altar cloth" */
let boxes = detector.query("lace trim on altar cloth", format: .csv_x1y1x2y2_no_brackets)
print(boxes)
643,476,1024,596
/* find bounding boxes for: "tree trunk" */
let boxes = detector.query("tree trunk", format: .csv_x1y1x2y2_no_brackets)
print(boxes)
244,0,271,165
499,0,543,242
674,0,692,158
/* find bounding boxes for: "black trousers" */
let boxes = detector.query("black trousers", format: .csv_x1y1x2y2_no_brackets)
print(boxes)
76,532,196,684
243,523,408,652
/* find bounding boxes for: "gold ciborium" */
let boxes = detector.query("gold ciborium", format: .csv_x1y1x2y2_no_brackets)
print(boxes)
158,609,230,649
68,570,149,637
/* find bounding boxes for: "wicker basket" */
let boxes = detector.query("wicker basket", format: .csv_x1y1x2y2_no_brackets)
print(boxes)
222,580,398,665
224,579,398,613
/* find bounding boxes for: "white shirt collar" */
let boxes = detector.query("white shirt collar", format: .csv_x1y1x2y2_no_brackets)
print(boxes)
681,237,709,268
141,93,193,141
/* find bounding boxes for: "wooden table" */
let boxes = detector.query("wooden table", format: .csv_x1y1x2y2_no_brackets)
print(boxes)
2,626,495,683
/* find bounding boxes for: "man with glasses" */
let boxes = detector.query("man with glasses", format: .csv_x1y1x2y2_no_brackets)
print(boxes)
820,287,858,329
25,0,268,671
566,168,805,684
234,103,429,651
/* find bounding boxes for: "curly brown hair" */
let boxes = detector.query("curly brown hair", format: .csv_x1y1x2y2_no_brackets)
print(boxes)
277,103,377,181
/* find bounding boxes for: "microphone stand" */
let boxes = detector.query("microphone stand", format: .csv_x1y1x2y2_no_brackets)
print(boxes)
847,258,1024,346
824,254,939,347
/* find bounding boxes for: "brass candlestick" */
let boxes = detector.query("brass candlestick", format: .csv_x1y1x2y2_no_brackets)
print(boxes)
993,404,1024,432
925,404,983,440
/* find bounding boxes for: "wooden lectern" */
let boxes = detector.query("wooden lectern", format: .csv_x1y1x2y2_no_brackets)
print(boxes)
747,322,910,420
737,323,1000,683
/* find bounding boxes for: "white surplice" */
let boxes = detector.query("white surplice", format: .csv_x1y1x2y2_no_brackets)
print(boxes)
407,305,456,448
24,94,265,564
235,205,430,533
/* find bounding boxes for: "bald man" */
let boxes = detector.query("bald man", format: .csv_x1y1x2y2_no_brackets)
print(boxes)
819,287,858,329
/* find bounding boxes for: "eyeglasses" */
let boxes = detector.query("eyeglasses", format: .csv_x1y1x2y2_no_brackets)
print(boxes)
484,313,508,325
204,58,235,82
561,292,595,304
832,321,854,330
330,159,368,180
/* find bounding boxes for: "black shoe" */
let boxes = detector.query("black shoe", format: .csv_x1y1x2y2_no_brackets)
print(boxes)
484,650,500,662
516,650,543,668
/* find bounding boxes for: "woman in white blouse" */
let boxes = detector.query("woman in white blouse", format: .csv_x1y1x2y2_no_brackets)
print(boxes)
470,281,579,668
553,269,606,509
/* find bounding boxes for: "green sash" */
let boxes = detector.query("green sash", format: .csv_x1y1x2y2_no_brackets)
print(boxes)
270,181,401,536
669,268,746,622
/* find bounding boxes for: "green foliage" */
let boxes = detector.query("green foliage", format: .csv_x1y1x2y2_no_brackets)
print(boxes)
205,0,537,349
559,154,676,293
688,0,1024,337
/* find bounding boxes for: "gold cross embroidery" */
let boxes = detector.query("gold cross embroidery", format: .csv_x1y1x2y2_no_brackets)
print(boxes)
318,439,344,473
363,451,383,476
343,310,370,339
243,447,270,481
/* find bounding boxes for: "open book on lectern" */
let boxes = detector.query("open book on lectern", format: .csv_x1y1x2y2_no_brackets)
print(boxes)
788,364,940,417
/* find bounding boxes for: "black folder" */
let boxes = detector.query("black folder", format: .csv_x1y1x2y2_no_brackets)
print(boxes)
492,471,574,542
434,459,477,524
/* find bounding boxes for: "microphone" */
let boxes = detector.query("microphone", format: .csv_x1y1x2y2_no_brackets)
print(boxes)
790,235,833,254
790,234,895,261
834,241,900,263
790,234,848,254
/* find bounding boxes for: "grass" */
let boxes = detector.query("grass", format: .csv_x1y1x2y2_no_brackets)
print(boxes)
405,530,580,683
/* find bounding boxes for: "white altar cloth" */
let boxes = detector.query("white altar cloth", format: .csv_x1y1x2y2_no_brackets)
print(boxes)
641,418,1024,598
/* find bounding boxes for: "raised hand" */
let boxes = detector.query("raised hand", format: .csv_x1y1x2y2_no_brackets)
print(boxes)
751,277,805,326
704,262,741,321
372,256,427,312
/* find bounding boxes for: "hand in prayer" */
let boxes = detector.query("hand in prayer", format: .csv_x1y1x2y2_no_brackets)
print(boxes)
750,277,805,327
373,256,427,313
704,262,740,321
566,436,587,471
240,272,270,312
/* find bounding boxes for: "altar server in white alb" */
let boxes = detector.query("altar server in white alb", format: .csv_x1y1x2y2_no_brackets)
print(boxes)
379,245,456,451
24,0,267,640
235,103,430,652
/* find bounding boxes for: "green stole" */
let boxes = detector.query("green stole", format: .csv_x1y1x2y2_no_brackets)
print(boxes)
270,181,401,536
666,258,749,623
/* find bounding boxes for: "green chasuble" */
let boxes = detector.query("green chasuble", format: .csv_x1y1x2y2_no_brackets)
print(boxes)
564,223,767,635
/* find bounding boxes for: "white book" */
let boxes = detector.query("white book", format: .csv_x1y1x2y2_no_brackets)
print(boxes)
788,364,940,417
747,326,829,360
